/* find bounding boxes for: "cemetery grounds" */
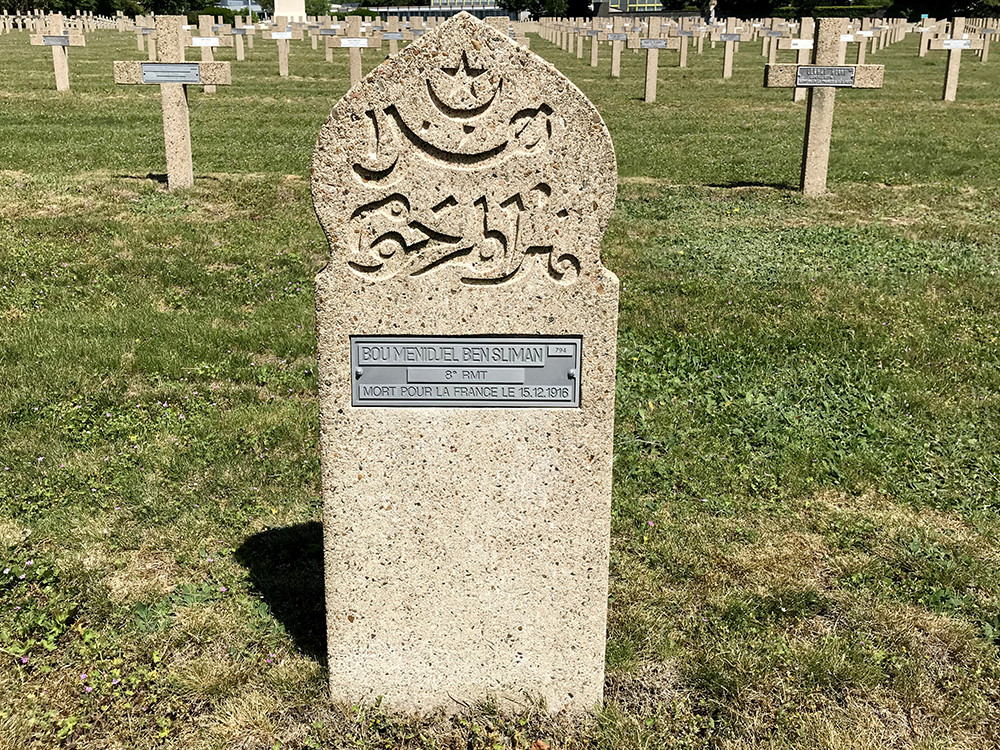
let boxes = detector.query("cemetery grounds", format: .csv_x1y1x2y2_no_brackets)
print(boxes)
1,24,999,750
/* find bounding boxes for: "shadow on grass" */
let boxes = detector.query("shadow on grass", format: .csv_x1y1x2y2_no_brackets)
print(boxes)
235,521,327,661
706,180,797,190
112,173,169,184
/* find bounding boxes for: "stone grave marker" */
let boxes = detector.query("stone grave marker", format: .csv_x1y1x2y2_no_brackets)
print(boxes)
605,17,626,78
927,18,983,101
30,12,84,91
719,17,747,79
588,22,601,67
191,15,223,94
632,17,664,102
326,15,381,86
384,15,402,55
764,17,884,197
311,12,619,713
979,27,995,63
264,16,303,77
114,15,231,190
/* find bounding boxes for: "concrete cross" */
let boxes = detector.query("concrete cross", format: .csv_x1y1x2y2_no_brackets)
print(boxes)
627,17,664,102
602,17,626,78
764,17,884,197
30,13,84,91
327,15,382,87
979,27,996,63
113,15,231,190
587,21,601,68
189,15,225,94
717,17,747,79
927,18,984,101
384,16,402,55
264,16,303,77
234,16,256,52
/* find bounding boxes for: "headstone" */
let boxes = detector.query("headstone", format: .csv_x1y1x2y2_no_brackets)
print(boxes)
311,12,619,713
113,15,231,189
764,17,884,196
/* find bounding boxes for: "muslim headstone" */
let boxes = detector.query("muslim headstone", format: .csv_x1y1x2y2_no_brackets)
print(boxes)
311,12,619,713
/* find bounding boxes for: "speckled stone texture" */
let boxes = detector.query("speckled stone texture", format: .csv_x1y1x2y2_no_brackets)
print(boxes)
312,12,619,714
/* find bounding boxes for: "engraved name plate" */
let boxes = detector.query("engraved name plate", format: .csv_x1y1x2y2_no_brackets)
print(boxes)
352,336,581,408
383,31,403,39
795,65,856,87
141,62,201,84
43,34,69,45
640,38,668,48
341,37,369,47
942,39,972,49
720,33,740,41
606,32,627,41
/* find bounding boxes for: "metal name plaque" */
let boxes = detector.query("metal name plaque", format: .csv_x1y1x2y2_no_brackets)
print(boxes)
789,38,814,49
191,36,219,46
410,29,425,35
319,28,338,35
720,33,740,41
588,30,601,36
232,28,247,34
383,31,403,39
607,32,627,41
942,39,972,49
351,336,582,408
341,37,368,47
795,65,856,87
640,38,668,48
766,30,783,37
677,29,694,36
43,34,69,45
141,62,201,84
271,30,292,39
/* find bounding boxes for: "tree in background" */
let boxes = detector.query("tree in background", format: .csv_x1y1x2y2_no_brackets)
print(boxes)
497,0,592,19
304,0,330,16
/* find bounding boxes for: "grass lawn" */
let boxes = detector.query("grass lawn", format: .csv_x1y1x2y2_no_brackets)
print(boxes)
1,23,999,750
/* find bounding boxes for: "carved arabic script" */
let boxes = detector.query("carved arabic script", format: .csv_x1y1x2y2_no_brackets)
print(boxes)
340,49,579,285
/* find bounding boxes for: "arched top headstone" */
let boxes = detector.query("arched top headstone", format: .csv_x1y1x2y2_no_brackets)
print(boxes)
311,11,617,288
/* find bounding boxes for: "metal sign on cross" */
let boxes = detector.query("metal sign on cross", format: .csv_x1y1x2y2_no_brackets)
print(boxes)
764,17,884,197
113,15,231,190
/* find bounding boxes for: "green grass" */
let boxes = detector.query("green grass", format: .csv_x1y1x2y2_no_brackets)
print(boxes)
2,26,1000,750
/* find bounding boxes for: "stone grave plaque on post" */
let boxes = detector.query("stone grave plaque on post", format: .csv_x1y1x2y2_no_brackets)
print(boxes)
311,12,619,713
